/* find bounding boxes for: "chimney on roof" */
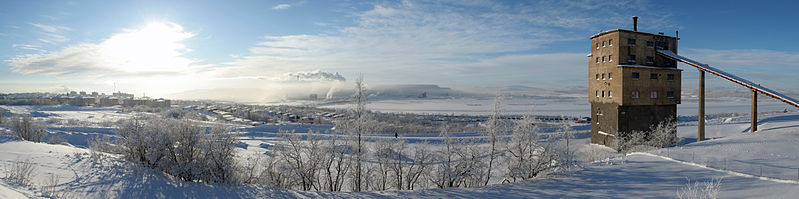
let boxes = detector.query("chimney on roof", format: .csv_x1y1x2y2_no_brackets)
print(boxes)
632,16,638,32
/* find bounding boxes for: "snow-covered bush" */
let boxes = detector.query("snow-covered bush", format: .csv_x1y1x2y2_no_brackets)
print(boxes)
10,115,46,142
677,178,722,199
5,157,37,186
46,134,68,145
116,117,240,184
615,117,677,152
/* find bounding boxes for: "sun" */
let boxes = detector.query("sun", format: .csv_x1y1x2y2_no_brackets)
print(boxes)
99,22,195,73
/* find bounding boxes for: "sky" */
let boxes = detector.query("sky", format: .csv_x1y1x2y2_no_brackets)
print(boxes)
1,0,798,101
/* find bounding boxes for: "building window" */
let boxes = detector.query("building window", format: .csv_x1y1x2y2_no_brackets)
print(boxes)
596,90,599,97
596,57,599,63
667,91,675,98
602,73,605,80
651,91,658,99
608,72,613,79
609,91,613,98
646,41,654,48
602,41,606,47
667,74,675,81
609,39,613,46
602,91,605,97
632,72,640,80
596,74,600,80
609,55,613,62
602,56,606,62
628,55,636,63
628,39,636,46
646,56,654,64
656,41,670,50
596,42,600,49
650,73,658,80
632,91,640,99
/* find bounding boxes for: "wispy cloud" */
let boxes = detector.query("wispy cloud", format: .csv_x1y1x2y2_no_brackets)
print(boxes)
29,23,71,33
272,4,291,10
223,0,670,87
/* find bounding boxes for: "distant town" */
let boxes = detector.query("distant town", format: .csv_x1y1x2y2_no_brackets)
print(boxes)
0,91,170,108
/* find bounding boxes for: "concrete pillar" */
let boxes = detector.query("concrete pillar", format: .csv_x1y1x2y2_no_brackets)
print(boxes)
698,70,705,141
751,90,757,132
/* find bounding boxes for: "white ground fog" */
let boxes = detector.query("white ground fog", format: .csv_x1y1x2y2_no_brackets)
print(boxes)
0,103,798,198
319,96,796,117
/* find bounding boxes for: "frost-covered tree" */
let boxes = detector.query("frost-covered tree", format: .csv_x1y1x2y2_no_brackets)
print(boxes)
320,131,351,192
482,92,504,186
277,130,323,191
505,108,540,181
333,75,375,191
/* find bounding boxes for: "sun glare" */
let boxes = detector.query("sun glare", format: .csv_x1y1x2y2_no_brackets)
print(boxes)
99,22,195,73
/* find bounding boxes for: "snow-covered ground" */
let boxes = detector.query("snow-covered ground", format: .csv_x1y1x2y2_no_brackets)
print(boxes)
1,104,798,198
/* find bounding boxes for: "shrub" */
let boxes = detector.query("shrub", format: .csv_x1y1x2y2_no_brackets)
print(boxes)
5,157,37,186
677,178,722,199
615,117,677,152
116,116,240,184
10,115,46,142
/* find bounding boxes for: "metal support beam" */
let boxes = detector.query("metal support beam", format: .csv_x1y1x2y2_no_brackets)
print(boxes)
752,90,757,132
698,70,705,141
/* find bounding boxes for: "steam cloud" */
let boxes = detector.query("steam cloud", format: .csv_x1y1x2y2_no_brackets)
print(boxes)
284,70,346,82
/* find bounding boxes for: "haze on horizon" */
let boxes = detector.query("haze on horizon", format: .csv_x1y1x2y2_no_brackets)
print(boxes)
1,0,798,102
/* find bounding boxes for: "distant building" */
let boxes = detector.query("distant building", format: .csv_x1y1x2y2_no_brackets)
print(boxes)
309,94,318,100
588,18,681,147
113,92,134,99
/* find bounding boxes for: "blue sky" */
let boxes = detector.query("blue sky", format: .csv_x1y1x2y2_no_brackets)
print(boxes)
1,0,798,99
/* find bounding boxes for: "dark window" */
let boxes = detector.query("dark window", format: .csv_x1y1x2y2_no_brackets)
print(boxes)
628,55,636,63
656,41,670,50
596,74,599,80
628,39,636,46
632,72,640,80
650,91,658,99
667,74,675,81
609,39,613,46
646,56,654,64
646,41,654,48
667,91,675,98
608,72,613,79
650,73,658,80
632,91,640,98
